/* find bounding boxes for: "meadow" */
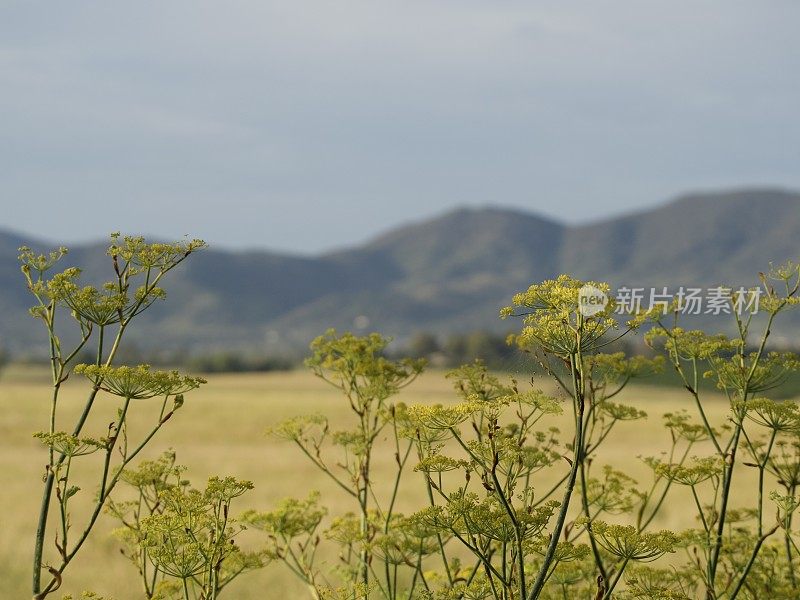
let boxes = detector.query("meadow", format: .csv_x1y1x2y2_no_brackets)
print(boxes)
0,364,749,599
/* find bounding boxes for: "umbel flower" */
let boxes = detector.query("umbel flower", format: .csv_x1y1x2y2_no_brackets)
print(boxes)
33,431,105,457
115,451,185,495
107,233,206,271
649,456,723,487
501,275,618,357
767,440,800,488
706,351,800,395
663,410,714,443
74,364,206,399
305,329,425,408
590,521,677,562
20,235,207,327
140,487,247,579
371,513,441,566
46,268,132,326
18,246,68,276
735,397,800,433
403,402,475,431
414,454,470,475
587,352,665,385
644,327,739,362
625,565,693,600
419,493,559,543
581,466,640,514
241,492,327,539
770,490,800,516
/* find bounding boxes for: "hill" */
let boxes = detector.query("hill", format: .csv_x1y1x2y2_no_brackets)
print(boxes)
1,188,798,355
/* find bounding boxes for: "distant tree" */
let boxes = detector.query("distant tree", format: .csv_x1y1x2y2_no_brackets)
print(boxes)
407,331,440,358
442,330,517,368
187,352,294,373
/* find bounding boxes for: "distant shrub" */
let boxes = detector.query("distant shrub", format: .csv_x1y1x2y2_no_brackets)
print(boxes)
186,352,295,373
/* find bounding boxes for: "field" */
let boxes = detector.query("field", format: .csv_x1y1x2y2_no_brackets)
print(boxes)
0,366,757,599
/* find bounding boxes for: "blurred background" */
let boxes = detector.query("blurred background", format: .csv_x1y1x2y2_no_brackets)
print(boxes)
2,1,800,369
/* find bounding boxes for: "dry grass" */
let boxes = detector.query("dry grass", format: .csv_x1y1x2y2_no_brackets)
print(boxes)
0,366,751,599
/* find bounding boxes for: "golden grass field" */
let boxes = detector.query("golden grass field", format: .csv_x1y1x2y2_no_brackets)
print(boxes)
0,366,761,599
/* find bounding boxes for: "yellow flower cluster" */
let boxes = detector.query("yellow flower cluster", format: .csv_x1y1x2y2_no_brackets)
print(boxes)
107,233,207,272
75,364,205,400
591,521,677,561
502,275,618,356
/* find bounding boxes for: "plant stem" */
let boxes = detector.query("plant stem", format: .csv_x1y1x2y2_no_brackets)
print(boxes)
601,557,629,600
728,525,779,600
527,350,585,600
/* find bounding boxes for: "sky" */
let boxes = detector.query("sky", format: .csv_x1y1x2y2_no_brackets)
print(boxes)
1,1,799,254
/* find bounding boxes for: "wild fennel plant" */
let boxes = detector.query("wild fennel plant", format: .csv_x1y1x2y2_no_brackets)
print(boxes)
19,235,206,599
17,236,800,599
263,304,668,599
638,261,800,599
255,331,425,598
107,452,264,600
263,265,800,600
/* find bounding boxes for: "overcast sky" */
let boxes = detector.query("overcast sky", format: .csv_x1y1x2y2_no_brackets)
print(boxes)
2,1,799,254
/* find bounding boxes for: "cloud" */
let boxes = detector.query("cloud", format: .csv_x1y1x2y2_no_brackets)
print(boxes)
1,1,799,251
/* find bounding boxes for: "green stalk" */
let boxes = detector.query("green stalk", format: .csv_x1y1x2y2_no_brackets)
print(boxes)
786,488,796,588
527,348,585,600
601,557,629,600
579,449,608,582
728,525,779,600
708,312,776,592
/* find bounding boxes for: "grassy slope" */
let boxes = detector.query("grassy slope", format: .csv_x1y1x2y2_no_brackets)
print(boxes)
0,367,760,599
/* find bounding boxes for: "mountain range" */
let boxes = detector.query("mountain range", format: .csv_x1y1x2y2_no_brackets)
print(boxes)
1,188,799,356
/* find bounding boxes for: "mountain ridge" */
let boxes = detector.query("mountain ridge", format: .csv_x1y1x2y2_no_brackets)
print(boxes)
1,187,798,355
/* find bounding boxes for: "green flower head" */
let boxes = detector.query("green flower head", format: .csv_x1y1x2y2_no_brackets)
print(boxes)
591,521,677,562
75,364,205,399
502,275,618,357
34,431,105,457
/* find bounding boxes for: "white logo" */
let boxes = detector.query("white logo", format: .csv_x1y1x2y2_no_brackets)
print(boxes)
578,285,608,316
